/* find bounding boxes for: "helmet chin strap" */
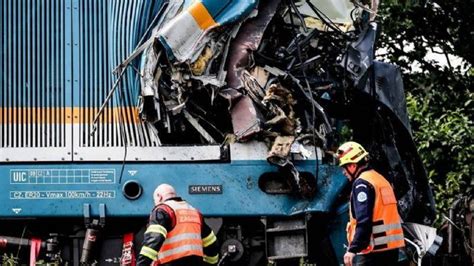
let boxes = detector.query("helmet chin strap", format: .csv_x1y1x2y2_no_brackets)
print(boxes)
343,165,357,181
346,164,366,181
349,169,358,181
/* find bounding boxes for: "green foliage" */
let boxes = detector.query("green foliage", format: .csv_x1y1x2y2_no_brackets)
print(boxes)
377,0,474,223
406,93,473,220
2,253,19,265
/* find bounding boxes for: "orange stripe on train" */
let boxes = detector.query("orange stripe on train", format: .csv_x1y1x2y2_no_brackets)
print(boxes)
188,2,217,30
0,107,141,124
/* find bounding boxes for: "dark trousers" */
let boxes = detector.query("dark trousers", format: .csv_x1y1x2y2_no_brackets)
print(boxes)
160,255,205,266
353,249,400,266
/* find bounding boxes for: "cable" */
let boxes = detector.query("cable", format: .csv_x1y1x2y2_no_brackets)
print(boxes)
217,252,229,266
288,0,320,185
15,226,27,259
116,73,128,185
91,67,128,134
135,1,170,49
442,214,463,231
288,0,308,32
112,1,170,74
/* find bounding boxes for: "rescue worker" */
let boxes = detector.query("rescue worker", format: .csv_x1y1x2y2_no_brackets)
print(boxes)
137,184,219,266
337,142,405,266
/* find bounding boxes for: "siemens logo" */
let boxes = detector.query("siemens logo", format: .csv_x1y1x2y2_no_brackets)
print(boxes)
188,185,222,194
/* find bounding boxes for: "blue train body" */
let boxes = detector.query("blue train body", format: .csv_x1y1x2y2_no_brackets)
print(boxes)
0,146,350,265
1,151,347,218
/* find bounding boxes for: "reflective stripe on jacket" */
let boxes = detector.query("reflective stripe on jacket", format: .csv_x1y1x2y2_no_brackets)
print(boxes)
347,170,405,254
156,200,204,264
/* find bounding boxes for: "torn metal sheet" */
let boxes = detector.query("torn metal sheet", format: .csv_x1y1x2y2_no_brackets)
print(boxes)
280,160,317,199
344,60,435,223
262,66,332,144
226,0,281,89
355,61,434,223
219,88,243,104
183,110,217,144
249,66,270,88
367,61,411,132
267,136,295,167
158,0,258,63
139,0,188,123
231,96,263,141
139,48,162,123
339,22,434,222
190,27,237,89
291,141,312,159
340,22,377,85
241,70,267,109
267,136,317,199
263,84,297,136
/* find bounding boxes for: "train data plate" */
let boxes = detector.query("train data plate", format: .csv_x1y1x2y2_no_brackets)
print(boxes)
10,169,115,185
10,190,116,200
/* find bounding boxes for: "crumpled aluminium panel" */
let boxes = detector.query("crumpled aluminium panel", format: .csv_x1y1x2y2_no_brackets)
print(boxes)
226,0,281,89
158,0,258,62
342,27,436,224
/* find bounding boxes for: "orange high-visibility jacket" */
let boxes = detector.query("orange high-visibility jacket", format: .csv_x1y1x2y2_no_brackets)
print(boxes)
155,200,204,264
347,170,405,254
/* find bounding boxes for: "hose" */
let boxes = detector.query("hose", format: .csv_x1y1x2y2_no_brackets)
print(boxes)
217,252,229,266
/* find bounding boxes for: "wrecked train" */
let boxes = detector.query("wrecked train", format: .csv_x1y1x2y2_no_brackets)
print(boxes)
0,0,435,265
